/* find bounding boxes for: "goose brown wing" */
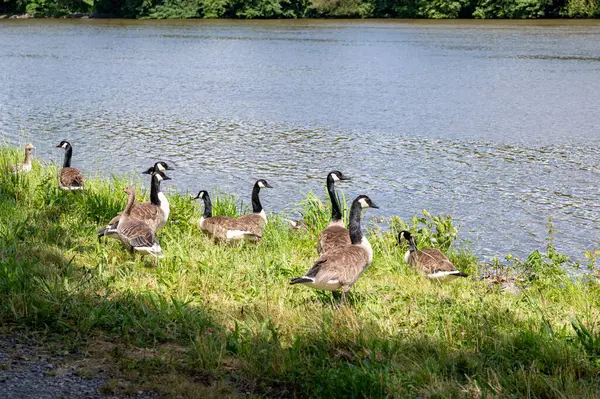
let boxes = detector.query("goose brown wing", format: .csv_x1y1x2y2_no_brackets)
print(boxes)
118,220,156,248
227,214,266,236
202,216,235,239
417,248,456,274
60,167,84,187
310,245,370,286
318,225,350,255
129,203,163,231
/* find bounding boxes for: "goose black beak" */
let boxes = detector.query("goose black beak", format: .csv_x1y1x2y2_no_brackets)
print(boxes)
142,168,154,175
370,202,379,209
265,183,273,188
341,176,351,181
55,144,61,148
163,175,172,181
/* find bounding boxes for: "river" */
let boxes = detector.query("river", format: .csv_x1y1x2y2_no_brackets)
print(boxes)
1,19,599,260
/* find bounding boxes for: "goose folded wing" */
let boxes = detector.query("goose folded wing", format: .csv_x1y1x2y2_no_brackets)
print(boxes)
130,203,163,229
60,167,84,187
309,246,370,286
119,222,156,248
202,216,236,238
318,225,350,254
418,248,456,272
226,214,265,236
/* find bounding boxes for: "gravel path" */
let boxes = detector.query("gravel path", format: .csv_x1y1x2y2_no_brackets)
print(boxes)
0,335,155,399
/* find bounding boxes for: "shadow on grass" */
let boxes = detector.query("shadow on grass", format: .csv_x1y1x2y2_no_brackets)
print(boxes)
2,241,598,398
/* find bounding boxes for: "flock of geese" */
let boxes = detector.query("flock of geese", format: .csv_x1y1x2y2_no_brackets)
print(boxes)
10,141,468,304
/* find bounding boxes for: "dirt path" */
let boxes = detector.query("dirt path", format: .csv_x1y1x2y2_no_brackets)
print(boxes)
0,334,155,399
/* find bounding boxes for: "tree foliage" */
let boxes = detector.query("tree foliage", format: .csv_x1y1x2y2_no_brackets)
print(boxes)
1,0,599,19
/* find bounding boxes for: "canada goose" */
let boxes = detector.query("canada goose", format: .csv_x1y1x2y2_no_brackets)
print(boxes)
117,186,164,258
193,190,243,241
56,140,84,190
397,230,468,280
290,195,378,304
233,179,272,240
98,170,171,238
193,179,273,243
317,171,351,255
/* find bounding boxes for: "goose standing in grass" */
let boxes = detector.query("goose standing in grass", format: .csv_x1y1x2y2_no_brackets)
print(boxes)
98,169,172,239
10,143,35,174
317,171,351,255
397,230,468,280
117,186,164,258
56,140,84,190
290,195,378,304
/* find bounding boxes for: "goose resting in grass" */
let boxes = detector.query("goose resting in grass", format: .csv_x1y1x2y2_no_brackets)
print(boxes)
397,230,468,280
194,179,272,243
291,195,378,304
10,143,35,174
317,170,351,255
117,186,164,258
98,168,171,239
56,140,84,190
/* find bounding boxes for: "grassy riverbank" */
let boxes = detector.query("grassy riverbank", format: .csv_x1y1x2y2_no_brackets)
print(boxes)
1,145,599,397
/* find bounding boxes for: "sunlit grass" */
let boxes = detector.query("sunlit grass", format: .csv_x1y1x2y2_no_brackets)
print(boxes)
0,144,599,398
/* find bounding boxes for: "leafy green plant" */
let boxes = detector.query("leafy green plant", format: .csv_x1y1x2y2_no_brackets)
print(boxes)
572,316,600,359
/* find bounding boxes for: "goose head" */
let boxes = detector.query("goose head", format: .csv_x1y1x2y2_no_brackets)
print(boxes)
152,171,171,183
397,230,416,247
123,185,136,195
143,161,174,175
327,170,350,182
256,179,273,189
25,143,35,153
356,195,378,209
56,140,71,150
193,190,209,200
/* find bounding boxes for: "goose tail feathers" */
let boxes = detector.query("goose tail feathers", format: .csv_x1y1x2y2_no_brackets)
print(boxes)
427,270,468,280
290,276,314,285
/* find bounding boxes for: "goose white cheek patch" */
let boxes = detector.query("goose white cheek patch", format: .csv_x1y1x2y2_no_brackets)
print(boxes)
332,174,340,181
258,181,266,188
359,198,369,208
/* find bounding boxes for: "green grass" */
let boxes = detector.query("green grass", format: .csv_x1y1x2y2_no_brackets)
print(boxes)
1,145,599,398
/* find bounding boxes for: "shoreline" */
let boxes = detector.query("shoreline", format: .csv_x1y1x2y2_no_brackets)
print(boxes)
1,144,599,397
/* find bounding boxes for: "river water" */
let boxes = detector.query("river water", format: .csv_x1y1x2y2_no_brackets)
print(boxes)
1,19,599,260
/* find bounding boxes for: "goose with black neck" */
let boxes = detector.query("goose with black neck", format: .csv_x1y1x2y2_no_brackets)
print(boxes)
291,195,379,305
56,140,84,190
227,179,272,243
116,186,164,258
317,170,351,255
98,166,172,239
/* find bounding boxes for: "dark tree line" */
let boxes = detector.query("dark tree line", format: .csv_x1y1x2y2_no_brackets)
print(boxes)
1,0,599,19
